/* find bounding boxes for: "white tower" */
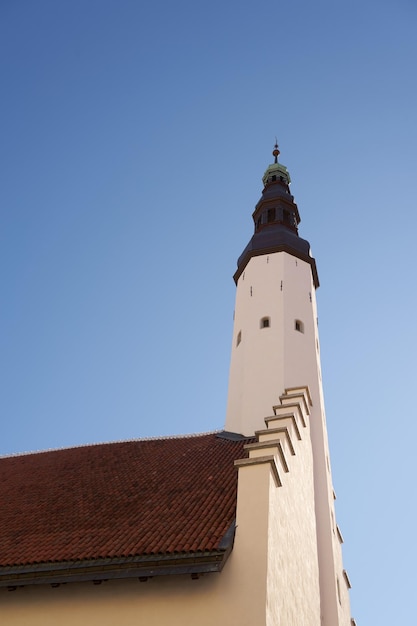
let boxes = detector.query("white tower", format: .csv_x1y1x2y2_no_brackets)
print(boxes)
225,144,352,626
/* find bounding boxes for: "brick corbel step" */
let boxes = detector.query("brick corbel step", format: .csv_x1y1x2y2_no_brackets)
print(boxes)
234,386,311,487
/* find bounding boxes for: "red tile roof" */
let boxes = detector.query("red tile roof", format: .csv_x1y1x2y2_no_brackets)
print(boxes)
0,433,251,571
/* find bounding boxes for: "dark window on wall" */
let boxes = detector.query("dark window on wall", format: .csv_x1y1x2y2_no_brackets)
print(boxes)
267,208,275,223
260,317,270,329
236,331,242,346
295,320,304,333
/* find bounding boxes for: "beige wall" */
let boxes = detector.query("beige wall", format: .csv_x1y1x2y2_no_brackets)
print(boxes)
0,572,261,626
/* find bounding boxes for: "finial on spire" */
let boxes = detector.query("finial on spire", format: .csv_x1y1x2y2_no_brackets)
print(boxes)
272,139,280,164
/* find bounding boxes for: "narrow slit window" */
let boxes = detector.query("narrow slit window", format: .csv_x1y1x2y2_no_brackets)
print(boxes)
260,317,270,329
236,331,242,346
337,577,342,605
295,319,304,333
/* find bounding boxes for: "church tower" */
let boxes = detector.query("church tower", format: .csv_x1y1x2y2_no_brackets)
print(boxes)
225,144,352,626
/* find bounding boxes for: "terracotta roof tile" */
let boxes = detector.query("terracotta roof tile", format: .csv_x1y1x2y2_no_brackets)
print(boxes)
0,433,252,567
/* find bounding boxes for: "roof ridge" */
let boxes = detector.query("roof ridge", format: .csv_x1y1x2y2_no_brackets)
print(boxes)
0,430,224,460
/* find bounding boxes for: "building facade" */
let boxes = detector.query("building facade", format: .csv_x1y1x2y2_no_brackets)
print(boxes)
0,146,354,625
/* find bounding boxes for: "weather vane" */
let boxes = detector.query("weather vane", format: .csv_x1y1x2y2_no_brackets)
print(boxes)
272,138,280,164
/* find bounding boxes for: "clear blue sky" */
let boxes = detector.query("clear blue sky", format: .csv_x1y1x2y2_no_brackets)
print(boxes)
1,1,416,623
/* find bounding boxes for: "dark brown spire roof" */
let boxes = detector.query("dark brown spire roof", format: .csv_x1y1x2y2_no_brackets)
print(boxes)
234,151,319,287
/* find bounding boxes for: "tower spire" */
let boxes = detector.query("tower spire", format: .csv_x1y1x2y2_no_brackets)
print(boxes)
232,146,318,287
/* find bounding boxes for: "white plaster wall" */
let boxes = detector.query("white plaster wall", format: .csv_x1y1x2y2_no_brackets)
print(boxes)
225,252,286,437
266,420,321,626
334,520,353,626
225,252,321,436
225,251,352,626
281,255,352,626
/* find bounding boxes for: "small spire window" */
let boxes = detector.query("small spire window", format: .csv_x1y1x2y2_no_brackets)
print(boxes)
236,331,242,346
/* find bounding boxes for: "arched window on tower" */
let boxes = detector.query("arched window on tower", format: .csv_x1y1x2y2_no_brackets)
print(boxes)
295,319,304,333
260,317,270,329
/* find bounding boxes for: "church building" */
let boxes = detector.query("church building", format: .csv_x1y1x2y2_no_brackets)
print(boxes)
0,146,355,625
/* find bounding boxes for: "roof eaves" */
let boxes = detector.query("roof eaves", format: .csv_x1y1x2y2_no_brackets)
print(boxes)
1,520,237,589
0,547,234,589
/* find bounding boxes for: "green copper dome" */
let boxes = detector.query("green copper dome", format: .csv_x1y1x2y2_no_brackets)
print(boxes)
262,141,291,186
262,161,291,187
